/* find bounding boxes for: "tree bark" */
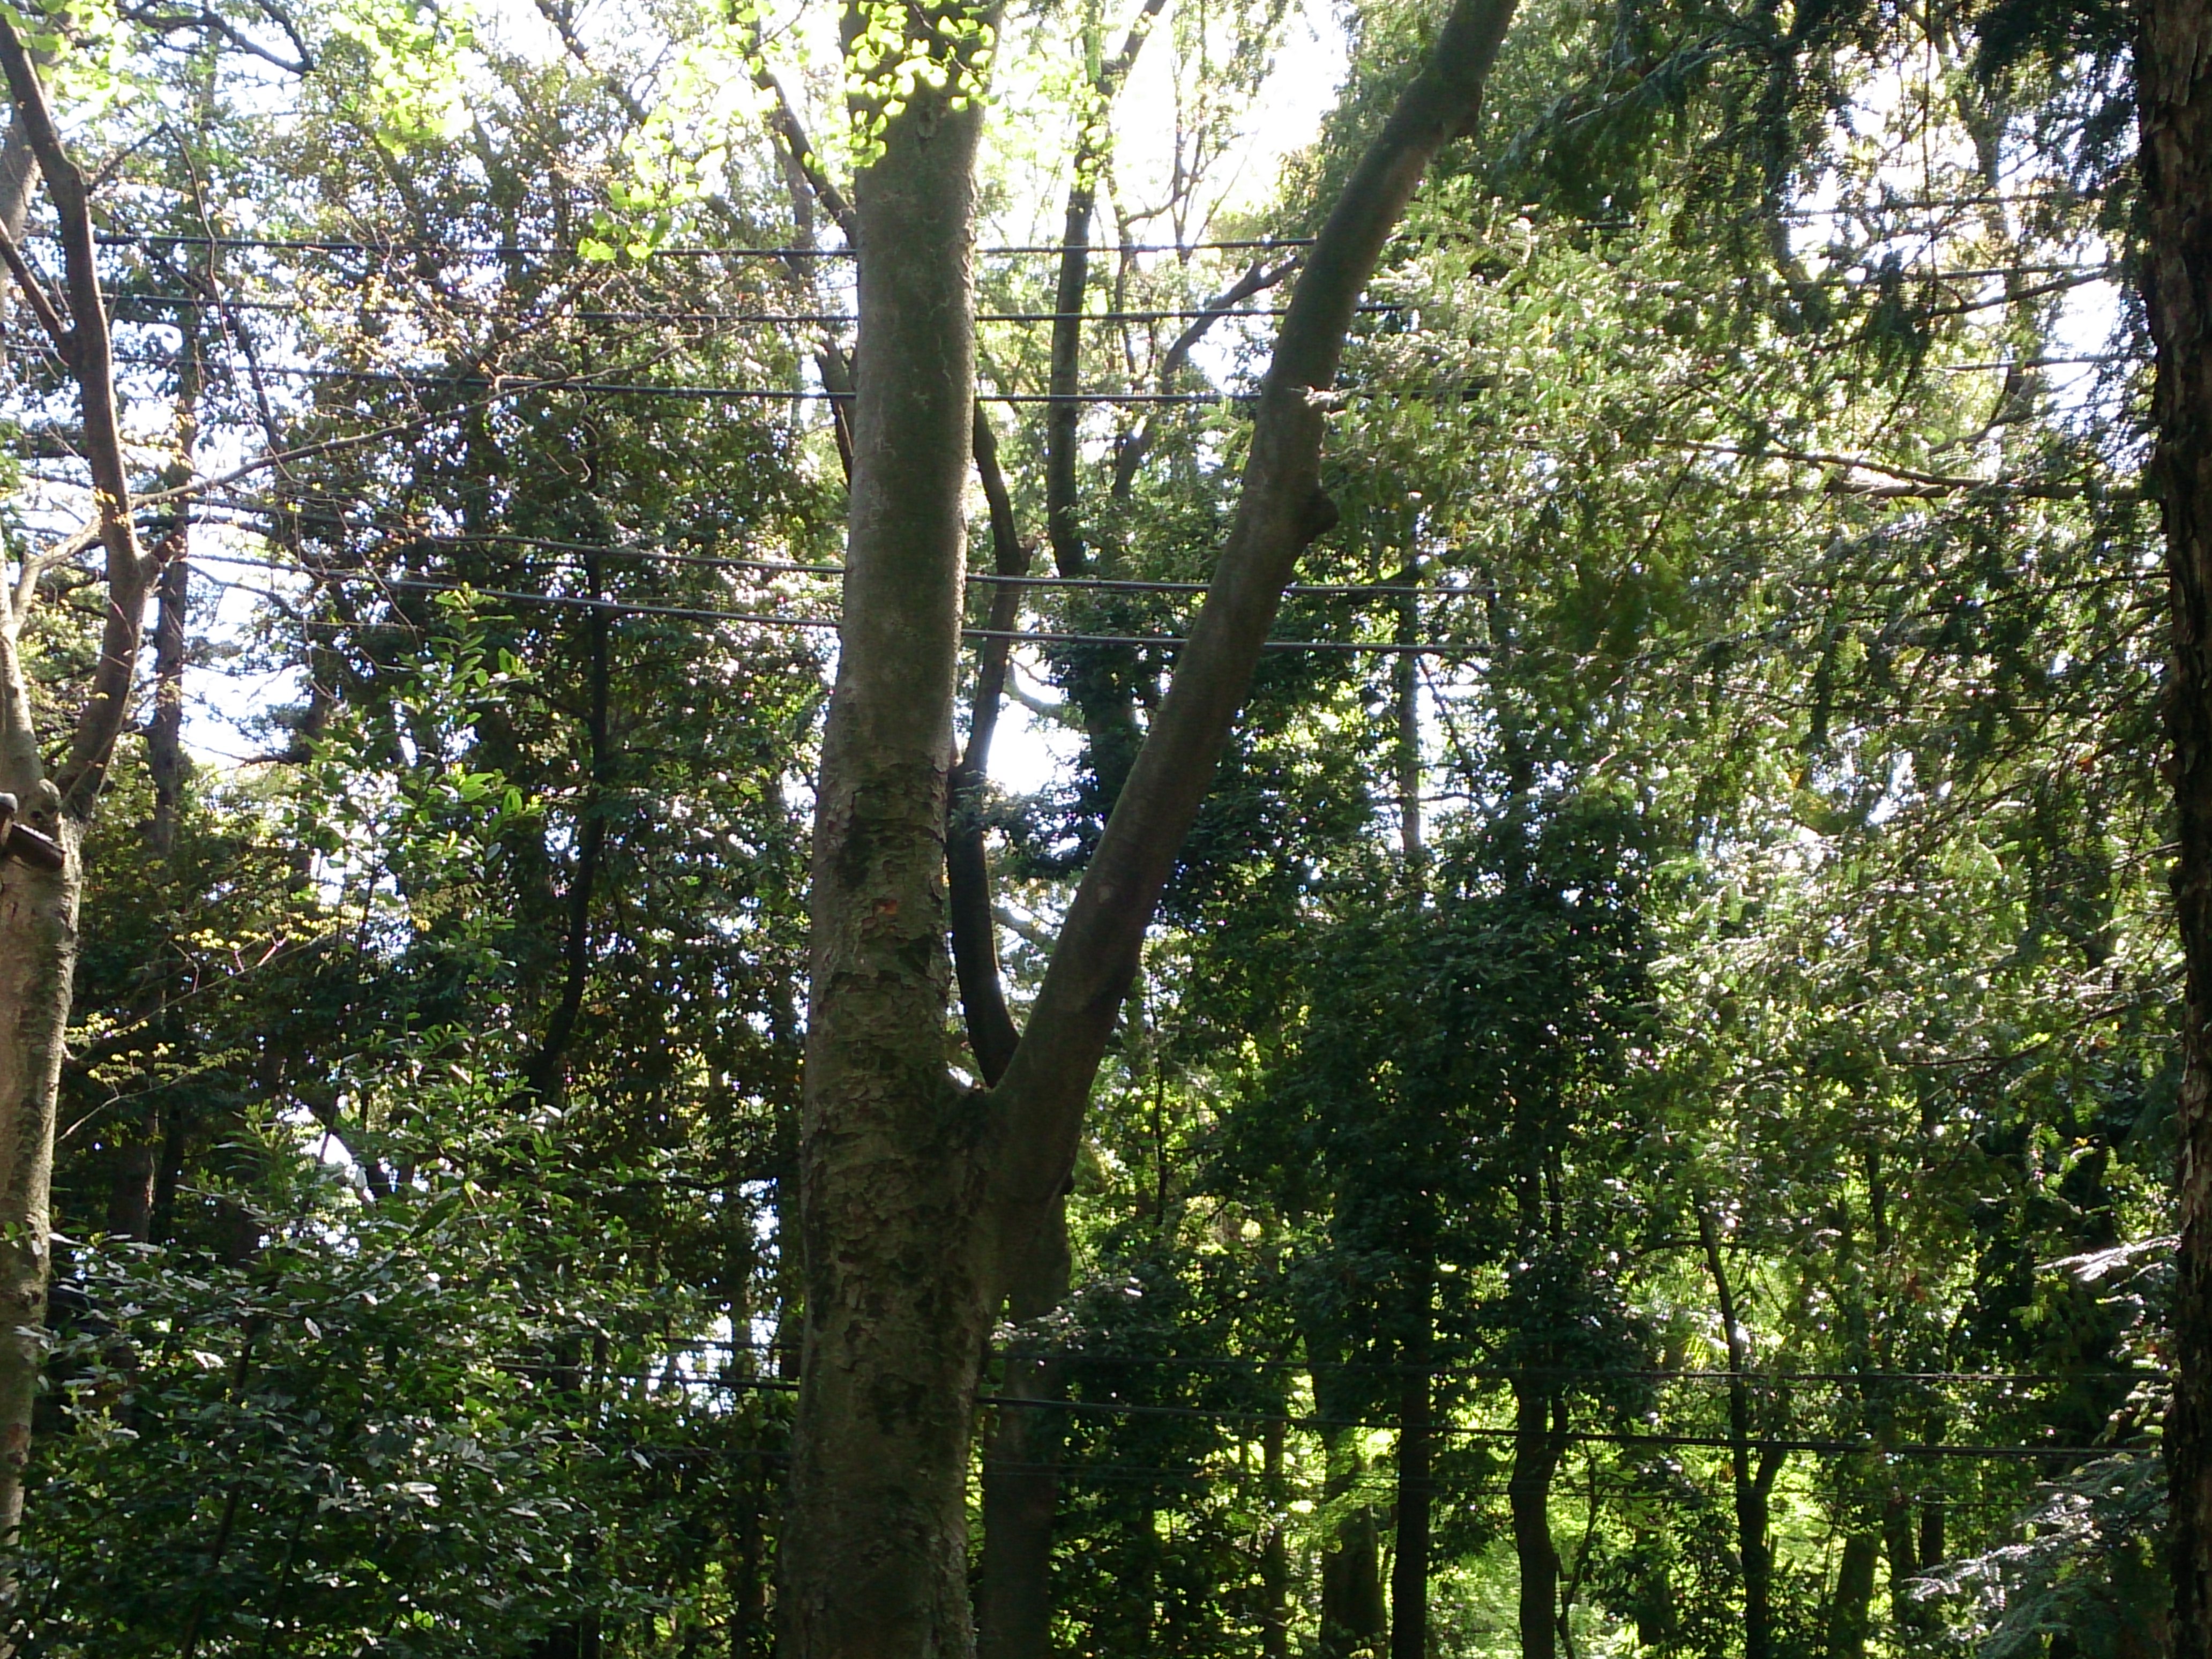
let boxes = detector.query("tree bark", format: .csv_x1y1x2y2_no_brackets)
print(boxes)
1881,1486,1919,1631
1261,1411,1290,1659
1508,1382,1562,1659
0,818,77,1537
786,2,1523,1651
1044,0,1168,824
981,0,1521,1299
782,34,996,1659
976,1198,1069,1659
1826,1533,1878,1659
0,18,153,1551
2140,0,2212,1643
1319,1428,1387,1659
1700,1209,1780,1659
1388,1356,1433,1659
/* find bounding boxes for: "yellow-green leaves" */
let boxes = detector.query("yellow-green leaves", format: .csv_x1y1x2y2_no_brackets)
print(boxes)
841,0,996,169
327,0,474,152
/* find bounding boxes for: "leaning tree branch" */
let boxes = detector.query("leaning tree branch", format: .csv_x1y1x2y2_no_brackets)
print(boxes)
746,43,858,477
10,519,97,632
947,404,1032,1084
0,14,153,823
753,55,858,245
983,0,1523,1268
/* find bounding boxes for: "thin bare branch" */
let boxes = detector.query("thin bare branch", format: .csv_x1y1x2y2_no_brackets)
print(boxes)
0,216,65,347
1113,255,1298,498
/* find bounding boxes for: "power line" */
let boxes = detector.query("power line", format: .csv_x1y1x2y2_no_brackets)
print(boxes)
693,1337,2158,1388
69,349,2143,410
189,502,1444,600
72,200,2112,263
86,230,1316,259
646,1372,2140,1461
184,549,1495,656
108,293,1398,327
81,354,1243,405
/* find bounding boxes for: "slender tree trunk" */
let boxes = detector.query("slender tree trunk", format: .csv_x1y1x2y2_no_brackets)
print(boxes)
1319,1426,1387,1659
1394,581,1423,860
147,301,199,861
147,541,189,857
105,1131,156,1242
732,1492,767,1659
1826,1533,1879,1659
1043,0,1167,815
976,1199,1070,1659
2143,0,2212,1645
1389,1357,1433,1659
1700,1210,1777,1659
1261,1411,1290,1659
1881,1486,1918,1631
1916,1498,1944,1575
1508,1382,1561,1659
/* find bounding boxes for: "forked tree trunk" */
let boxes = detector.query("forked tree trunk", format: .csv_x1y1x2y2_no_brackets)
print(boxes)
2142,0,2212,1645
786,3,1523,1653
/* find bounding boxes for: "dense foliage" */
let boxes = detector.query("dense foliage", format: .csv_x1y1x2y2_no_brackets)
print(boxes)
0,0,2179,1653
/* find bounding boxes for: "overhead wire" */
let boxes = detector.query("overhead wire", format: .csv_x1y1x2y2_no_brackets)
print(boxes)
185,500,1447,600
181,546,1496,657
533,1369,2143,1462
64,192,2111,262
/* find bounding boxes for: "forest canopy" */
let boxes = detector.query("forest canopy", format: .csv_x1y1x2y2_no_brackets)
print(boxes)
0,0,2193,1654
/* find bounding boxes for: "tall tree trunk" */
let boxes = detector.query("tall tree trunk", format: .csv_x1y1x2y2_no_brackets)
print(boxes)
1043,0,1168,820
2140,0,2212,1642
1389,1369,1433,1659
781,38,996,1659
1389,1294,1433,1659
976,1199,1070,1659
1508,1381,1561,1659
146,291,199,861
0,20,154,1550
0,816,77,1536
1881,1486,1918,1631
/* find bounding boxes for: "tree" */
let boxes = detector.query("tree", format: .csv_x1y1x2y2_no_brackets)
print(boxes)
780,0,1522,1651
2141,0,2212,1642
0,13,158,1546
